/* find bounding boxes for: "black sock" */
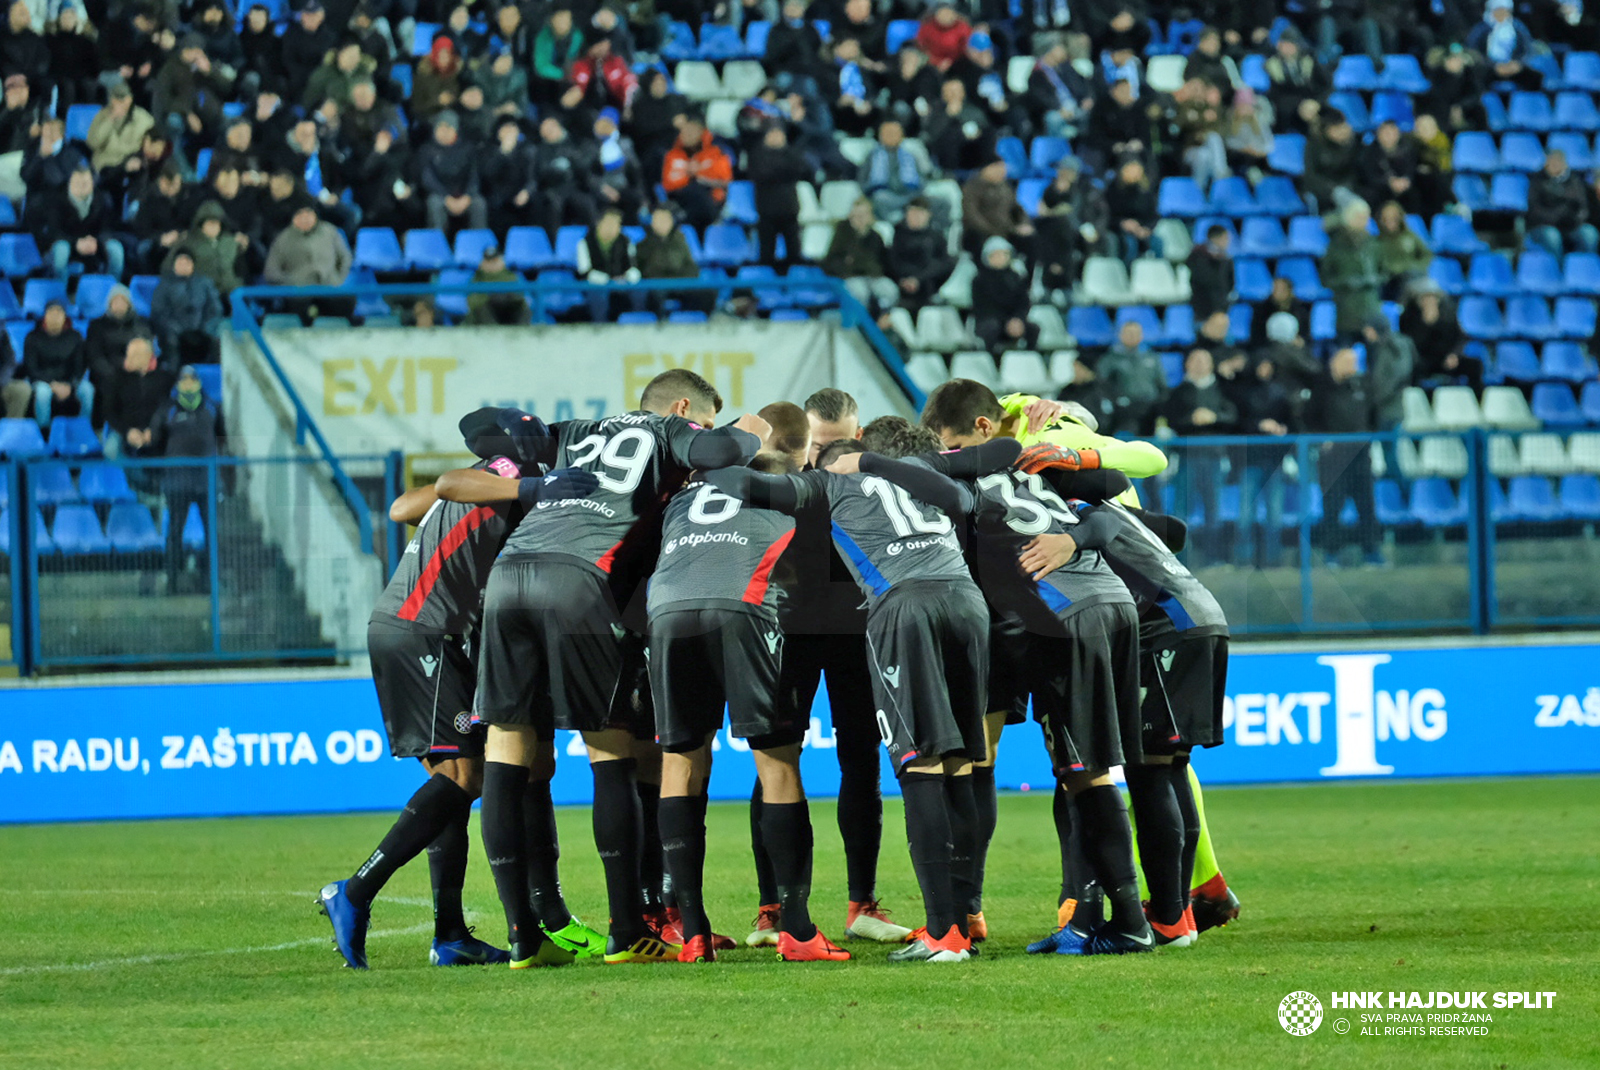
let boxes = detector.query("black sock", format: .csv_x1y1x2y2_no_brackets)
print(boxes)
426,807,471,942
522,776,572,931
591,758,645,944
762,799,816,940
636,779,665,913
944,775,978,936
1125,763,1186,926
750,779,779,906
1055,782,1103,927
480,761,541,947
346,773,472,907
1073,784,1146,934
1170,755,1201,903
837,755,883,903
659,794,708,942
968,764,998,916
1053,780,1075,907
900,772,958,939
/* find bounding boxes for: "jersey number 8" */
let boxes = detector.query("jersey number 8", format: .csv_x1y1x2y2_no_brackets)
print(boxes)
566,428,654,494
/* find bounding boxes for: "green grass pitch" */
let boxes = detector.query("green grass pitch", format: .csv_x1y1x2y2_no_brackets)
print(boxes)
1,776,1596,1070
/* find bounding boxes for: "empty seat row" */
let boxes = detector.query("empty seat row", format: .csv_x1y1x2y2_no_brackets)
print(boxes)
1458,296,1597,342
1486,342,1599,384
1452,130,1597,173
1155,176,1309,219
903,349,1078,396
1482,90,1600,134
0,417,102,460
1485,431,1600,475
668,59,768,101
0,502,204,556
1429,251,1600,299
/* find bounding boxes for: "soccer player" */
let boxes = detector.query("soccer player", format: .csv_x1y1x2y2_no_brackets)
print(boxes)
852,420,1157,956
438,370,766,966
709,423,991,964
316,408,597,969
650,451,851,963
746,391,911,947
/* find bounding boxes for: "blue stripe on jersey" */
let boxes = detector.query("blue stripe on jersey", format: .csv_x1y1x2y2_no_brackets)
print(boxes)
1035,580,1074,614
1156,593,1197,631
830,522,891,597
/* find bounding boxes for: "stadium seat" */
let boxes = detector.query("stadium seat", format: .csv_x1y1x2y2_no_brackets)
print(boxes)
1418,435,1470,479
1564,50,1600,89
22,278,68,320
51,503,109,554
1189,216,1236,247
1066,306,1115,347
1016,177,1048,217
1515,250,1564,296
451,228,497,268
1411,478,1467,527
1333,54,1379,91
1369,92,1413,131
1158,352,1184,388
0,233,42,277
698,24,744,61
47,416,99,458
701,224,753,266
72,274,116,319
1375,479,1411,526
950,351,1000,389
1276,257,1329,301
1505,475,1562,521
1233,258,1273,301
837,137,876,168
1162,304,1195,347
0,507,52,554
1400,387,1439,432
1431,214,1487,255
674,61,721,101
1489,173,1529,211
1573,430,1600,470
1432,385,1485,430
1029,136,1072,176
550,225,586,268
996,136,1029,180
1560,252,1600,295
1379,53,1430,93
1308,300,1336,341
769,309,810,321
818,180,864,221
311,316,351,329
391,63,412,98
721,181,759,226
1458,296,1506,340
1080,257,1131,305
1520,432,1573,475
1552,91,1600,132
31,462,76,506
1481,385,1540,429
1495,341,1541,381
1254,176,1305,216
77,462,136,504
354,228,405,272
667,310,707,324
1146,54,1186,93
106,502,163,553
1285,215,1329,257
886,18,919,55
1115,305,1163,343
1546,131,1594,170
905,352,949,394
916,306,974,350
1532,382,1584,427
659,20,696,60
1468,252,1517,297
1267,133,1305,175
1500,133,1545,172
1507,91,1553,132
403,229,452,271
1027,305,1070,350
799,223,833,261
1506,296,1555,339
1153,218,1193,262
433,268,472,320
937,255,976,308
1207,176,1261,216
1236,218,1286,258
615,311,657,325
1453,174,1490,213
1555,297,1596,338
1129,258,1187,304
1488,432,1524,476
0,418,46,459
1239,53,1269,92
1326,91,1370,133
1427,257,1465,295
1048,350,1077,386
1560,473,1600,518
1157,177,1207,217
1542,341,1593,382
1452,131,1500,172
704,99,741,139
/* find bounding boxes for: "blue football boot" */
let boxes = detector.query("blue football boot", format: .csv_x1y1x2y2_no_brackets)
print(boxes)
317,881,370,969
430,931,513,966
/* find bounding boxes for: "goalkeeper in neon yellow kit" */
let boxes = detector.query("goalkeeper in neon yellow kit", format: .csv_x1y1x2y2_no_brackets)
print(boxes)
921,380,1241,937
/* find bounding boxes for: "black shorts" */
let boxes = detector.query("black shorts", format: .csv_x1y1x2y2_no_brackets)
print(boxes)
987,612,1031,725
368,617,483,759
776,631,878,760
649,607,799,752
1029,601,1143,774
475,557,626,735
1140,635,1229,753
864,580,989,771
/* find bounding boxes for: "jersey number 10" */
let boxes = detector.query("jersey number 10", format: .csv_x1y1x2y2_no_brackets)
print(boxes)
861,476,953,538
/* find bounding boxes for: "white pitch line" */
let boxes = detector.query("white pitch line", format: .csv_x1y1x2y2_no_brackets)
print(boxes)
6,890,444,910
0,923,437,977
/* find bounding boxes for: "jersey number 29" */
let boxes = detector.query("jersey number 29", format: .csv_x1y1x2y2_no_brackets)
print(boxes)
566,428,654,493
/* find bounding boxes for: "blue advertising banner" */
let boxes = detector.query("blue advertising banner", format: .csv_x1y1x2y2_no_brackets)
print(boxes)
2,642,1598,823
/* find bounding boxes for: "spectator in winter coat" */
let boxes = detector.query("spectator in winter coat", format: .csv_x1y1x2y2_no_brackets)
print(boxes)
103,336,175,458
4,301,89,427
281,2,336,96
151,249,224,364
1361,120,1421,215
263,201,353,289
45,4,100,112
466,244,531,326
1182,28,1231,93
886,197,956,313
168,200,242,297
628,68,687,183
1308,348,1383,564
637,205,709,314
662,117,732,231
1373,200,1431,297
1096,319,1168,436
1361,313,1417,432
532,5,583,105
915,1,971,71
534,114,598,233
570,35,637,112
417,111,488,233
1025,34,1093,139
1401,282,1481,391
972,237,1039,356
1035,156,1106,296
1187,224,1235,321
304,38,377,109
480,116,537,228
33,164,125,280
1321,199,1383,336
1225,347,1299,567
591,108,644,224
1262,28,1325,133
1527,150,1599,255
130,163,195,272
151,363,226,587
475,45,532,118
823,197,897,310
961,155,1034,264
239,5,288,96
1465,0,1542,89
577,208,643,321
765,0,824,84
883,45,942,137
1105,156,1158,263
1249,276,1312,348
1165,346,1237,554
413,37,463,124
747,125,809,267
86,81,155,173
85,286,152,393
1303,112,1360,212
860,119,928,224
924,77,993,172
151,35,235,145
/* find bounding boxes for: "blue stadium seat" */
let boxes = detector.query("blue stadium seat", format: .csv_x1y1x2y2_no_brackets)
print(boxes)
1532,381,1584,426
1189,216,1236,246
770,308,810,321
1507,91,1553,132
1563,252,1600,294
1552,92,1600,132
1157,177,1207,217
1369,92,1413,130
1235,217,1285,257
745,19,771,56
1159,352,1184,388
1066,306,1115,347
1161,305,1194,347
1427,257,1465,295
0,233,42,277
65,102,98,142
1468,252,1517,297
1481,91,1509,133
1583,381,1600,423
886,18,919,55
106,502,163,553
77,462,135,504
1267,133,1304,175
1560,474,1600,519
411,21,440,55
51,503,109,554
0,284,19,321
1459,296,1505,339
0,418,47,459
680,226,704,263
1488,478,1512,523
1280,481,1325,527
1499,133,1546,172
1233,258,1273,301
1507,296,1556,339
1016,177,1047,217
433,268,473,320
668,310,708,324
1431,214,1487,254
1546,131,1594,170
128,276,158,317
1564,51,1600,90
181,501,205,551
354,227,404,272
1285,215,1328,256
31,462,76,505
47,416,99,458
661,21,697,62
1228,303,1252,341
1333,54,1379,91
1452,131,1500,172
1114,305,1162,342
451,228,497,268
1326,91,1370,132
552,226,587,268
1515,250,1563,295
1495,341,1541,380
1165,18,1204,54
1556,296,1597,338
5,321,27,358
615,311,657,325
0,508,53,554
1310,300,1337,341
403,228,452,270
538,269,585,314
701,223,753,266
342,268,389,318
73,274,116,318
391,63,412,98
996,136,1029,179
1375,479,1411,526
0,467,6,509
1411,478,1467,527
22,278,68,319
1208,176,1261,216
504,226,554,270
193,364,221,401
1452,174,1490,213
1506,475,1562,521
1255,176,1305,216
1379,53,1430,93
698,23,744,60
1276,257,1329,301
1541,341,1593,382
722,181,759,225
1240,54,1269,92
1029,136,1072,175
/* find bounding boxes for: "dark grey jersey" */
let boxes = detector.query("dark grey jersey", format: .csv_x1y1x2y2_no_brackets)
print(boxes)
1085,499,1230,647
648,480,797,619
500,411,703,573
371,462,522,633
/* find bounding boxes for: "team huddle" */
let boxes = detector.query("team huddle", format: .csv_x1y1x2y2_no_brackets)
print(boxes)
318,370,1243,967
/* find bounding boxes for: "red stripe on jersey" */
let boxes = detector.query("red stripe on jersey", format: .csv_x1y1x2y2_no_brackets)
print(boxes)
741,528,796,605
594,539,624,574
397,506,496,622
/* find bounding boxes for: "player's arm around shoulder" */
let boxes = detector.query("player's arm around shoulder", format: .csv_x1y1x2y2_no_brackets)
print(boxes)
388,484,438,523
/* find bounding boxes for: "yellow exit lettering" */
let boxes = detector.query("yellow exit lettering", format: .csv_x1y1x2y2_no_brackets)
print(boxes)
323,357,457,416
622,352,756,409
